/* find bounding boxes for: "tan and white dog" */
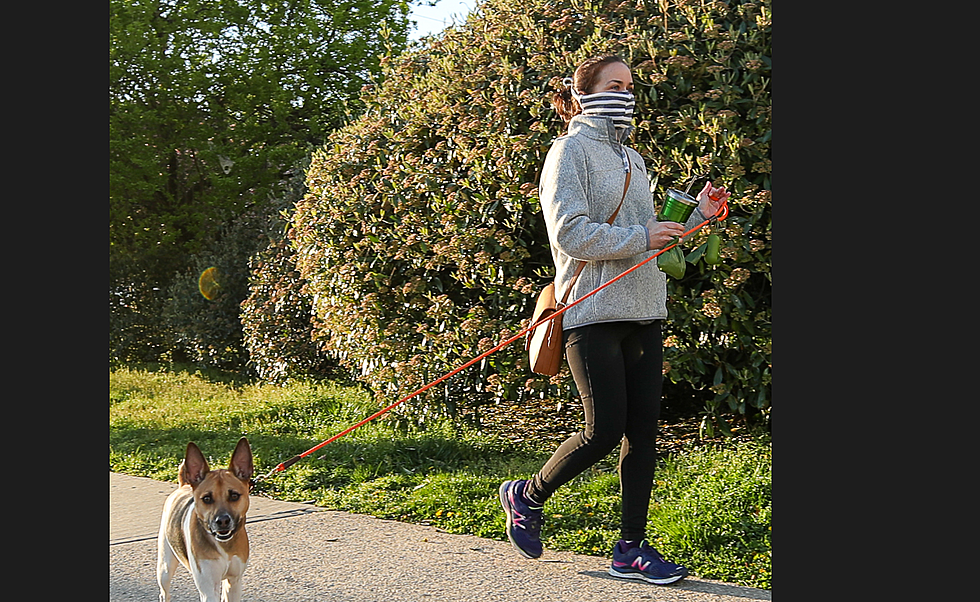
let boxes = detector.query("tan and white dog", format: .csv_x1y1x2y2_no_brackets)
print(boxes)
157,438,253,602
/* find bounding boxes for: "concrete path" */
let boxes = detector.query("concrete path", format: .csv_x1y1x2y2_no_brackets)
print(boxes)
110,472,771,601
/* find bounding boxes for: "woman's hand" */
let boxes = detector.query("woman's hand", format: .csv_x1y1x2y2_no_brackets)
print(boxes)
696,181,731,220
644,218,686,250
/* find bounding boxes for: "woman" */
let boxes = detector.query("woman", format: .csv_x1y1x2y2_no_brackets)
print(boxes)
498,55,729,585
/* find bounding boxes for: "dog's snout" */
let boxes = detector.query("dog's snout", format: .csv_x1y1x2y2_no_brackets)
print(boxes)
214,513,233,531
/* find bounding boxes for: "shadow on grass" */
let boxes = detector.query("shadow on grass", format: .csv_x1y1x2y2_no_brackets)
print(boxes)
109,425,550,487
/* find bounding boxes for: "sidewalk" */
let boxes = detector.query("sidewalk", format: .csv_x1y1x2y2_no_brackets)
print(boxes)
109,472,771,601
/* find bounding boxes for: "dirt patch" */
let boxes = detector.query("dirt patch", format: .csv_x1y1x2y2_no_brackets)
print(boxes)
473,396,712,459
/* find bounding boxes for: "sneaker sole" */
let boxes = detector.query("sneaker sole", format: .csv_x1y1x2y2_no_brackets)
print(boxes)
608,567,687,585
498,481,541,560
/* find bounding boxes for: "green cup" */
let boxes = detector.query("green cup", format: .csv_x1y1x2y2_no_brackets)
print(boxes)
658,189,698,223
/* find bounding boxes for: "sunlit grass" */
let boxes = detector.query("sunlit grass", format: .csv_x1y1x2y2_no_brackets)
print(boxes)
110,365,770,589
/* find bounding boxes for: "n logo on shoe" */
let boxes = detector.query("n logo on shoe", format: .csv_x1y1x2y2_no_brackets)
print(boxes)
633,557,652,571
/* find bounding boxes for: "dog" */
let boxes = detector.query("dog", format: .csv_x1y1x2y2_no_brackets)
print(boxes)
157,438,253,602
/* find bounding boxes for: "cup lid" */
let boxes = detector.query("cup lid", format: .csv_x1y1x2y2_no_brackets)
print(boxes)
666,189,698,205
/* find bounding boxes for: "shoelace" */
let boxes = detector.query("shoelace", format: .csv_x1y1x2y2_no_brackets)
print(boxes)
638,541,664,561
513,508,542,532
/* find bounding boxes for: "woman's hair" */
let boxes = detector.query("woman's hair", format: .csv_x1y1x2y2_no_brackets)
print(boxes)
551,55,628,125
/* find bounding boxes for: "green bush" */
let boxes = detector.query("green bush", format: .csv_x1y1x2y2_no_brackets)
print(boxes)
162,198,269,372
241,158,339,382
292,0,771,427
109,0,413,366
110,254,176,365
162,160,316,374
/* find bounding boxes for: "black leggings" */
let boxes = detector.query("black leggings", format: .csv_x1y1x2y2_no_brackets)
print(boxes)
526,320,663,542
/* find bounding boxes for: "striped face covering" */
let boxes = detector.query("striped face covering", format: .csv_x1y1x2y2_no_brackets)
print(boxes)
564,77,635,131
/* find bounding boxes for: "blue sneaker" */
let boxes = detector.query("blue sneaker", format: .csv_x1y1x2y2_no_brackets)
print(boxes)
609,539,689,585
499,480,543,559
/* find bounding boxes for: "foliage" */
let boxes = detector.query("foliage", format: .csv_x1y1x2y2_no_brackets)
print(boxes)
109,366,771,589
157,154,339,376
292,0,771,427
111,255,177,365
109,0,412,362
648,438,771,587
240,158,338,382
161,194,270,371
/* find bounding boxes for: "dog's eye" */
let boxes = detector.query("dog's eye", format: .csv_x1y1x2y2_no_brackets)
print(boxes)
201,494,213,504
229,491,240,501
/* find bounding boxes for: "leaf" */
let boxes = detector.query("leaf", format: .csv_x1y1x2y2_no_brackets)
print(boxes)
717,414,732,436
686,242,707,264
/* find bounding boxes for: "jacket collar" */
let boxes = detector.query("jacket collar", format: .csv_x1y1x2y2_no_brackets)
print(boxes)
566,115,634,147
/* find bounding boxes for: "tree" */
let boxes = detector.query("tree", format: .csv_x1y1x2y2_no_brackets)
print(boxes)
109,0,412,362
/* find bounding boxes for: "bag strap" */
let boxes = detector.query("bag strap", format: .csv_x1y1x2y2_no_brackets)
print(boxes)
558,162,633,306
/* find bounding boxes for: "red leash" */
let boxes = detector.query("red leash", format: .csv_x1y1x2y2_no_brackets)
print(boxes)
254,202,729,484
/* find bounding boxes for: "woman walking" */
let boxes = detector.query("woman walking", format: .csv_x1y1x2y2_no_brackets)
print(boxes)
499,55,729,585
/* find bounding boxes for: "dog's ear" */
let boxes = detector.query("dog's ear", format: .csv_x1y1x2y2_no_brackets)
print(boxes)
179,442,210,487
229,437,254,483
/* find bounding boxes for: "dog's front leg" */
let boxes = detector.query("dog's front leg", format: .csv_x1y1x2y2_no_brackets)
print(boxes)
189,559,226,602
223,576,243,602
222,555,247,602
156,526,179,601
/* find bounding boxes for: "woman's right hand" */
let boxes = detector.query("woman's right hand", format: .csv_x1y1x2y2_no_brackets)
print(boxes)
645,218,686,250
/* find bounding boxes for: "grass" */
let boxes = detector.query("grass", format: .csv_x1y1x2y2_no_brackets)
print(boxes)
109,364,771,590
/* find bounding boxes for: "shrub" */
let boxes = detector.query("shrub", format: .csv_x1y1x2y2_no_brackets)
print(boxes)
162,196,270,372
241,158,339,382
147,154,338,379
163,160,318,374
292,0,771,428
110,253,176,365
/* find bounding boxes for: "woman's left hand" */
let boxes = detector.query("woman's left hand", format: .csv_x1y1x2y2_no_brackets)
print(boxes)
696,181,730,219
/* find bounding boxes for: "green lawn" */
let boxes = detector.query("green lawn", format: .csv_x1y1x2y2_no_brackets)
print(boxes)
109,364,771,589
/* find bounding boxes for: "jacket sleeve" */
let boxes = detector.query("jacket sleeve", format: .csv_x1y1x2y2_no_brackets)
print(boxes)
540,137,649,262
683,192,712,231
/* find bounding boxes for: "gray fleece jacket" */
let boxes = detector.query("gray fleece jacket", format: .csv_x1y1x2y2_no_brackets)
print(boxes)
539,115,703,330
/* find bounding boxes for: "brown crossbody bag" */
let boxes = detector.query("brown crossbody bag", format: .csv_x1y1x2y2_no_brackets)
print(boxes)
525,163,633,376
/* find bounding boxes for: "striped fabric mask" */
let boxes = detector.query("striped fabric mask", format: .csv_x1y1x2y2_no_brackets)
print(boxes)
564,77,635,130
